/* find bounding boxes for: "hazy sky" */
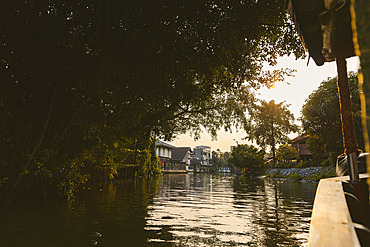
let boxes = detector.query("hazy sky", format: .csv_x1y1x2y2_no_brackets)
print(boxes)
169,55,361,152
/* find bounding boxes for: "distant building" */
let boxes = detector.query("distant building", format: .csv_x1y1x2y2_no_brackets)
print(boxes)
190,157,202,172
291,135,312,161
156,141,186,173
193,145,212,172
156,142,215,173
172,147,193,172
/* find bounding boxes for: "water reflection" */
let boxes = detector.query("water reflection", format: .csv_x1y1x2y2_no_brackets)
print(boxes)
146,174,317,246
0,174,316,247
233,177,315,246
0,178,160,247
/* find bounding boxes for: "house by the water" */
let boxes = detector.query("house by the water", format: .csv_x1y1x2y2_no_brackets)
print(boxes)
156,141,186,173
156,141,213,173
291,135,312,161
193,145,212,172
291,135,330,163
189,157,202,172
172,147,193,172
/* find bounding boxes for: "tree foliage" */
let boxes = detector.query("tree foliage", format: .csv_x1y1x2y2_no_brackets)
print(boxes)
211,150,231,167
301,73,363,161
0,1,303,197
228,144,265,175
246,100,298,165
276,144,299,166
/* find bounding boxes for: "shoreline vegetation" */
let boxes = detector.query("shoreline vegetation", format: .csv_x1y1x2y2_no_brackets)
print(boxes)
264,167,336,183
0,1,304,201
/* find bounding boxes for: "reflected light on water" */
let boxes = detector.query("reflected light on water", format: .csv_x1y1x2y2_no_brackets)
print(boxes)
0,174,316,247
145,174,317,247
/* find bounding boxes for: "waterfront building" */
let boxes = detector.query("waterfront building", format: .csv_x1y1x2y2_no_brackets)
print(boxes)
193,145,212,172
291,135,312,161
156,141,186,173
172,147,193,172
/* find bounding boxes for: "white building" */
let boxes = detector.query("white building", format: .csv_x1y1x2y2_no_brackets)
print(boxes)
156,140,175,160
193,145,212,169
155,141,186,173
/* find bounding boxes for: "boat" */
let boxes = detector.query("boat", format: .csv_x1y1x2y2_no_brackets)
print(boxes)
308,174,370,246
218,167,231,173
286,0,370,245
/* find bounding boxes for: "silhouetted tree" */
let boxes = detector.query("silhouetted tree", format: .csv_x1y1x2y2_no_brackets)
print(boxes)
247,100,298,166
301,73,363,162
276,144,299,167
0,1,304,198
228,144,265,175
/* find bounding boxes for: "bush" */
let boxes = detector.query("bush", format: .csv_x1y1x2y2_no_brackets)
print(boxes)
305,160,313,167
276,161,292,168
288,173,302,181
306,174,322,182
320,159,332,167
266,171,286,179
228,144,265,176
306,167,336,182
295,161,304,168
294,160,312,168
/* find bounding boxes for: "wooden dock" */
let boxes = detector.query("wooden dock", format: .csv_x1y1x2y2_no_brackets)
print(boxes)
161,170,187,174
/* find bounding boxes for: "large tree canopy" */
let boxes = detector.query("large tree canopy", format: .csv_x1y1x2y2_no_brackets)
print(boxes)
0,1,303,197
301,73,363,162
246,100,298,166
0,0,304,137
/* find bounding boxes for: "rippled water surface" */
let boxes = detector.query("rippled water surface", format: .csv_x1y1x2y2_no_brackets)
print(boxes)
0,174,317,246
146,174,316,247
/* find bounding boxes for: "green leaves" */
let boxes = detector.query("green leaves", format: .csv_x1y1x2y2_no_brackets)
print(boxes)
0,0,304,197
228,144,265,175
247,100,298,150
301,73,363,160
276,144,299,165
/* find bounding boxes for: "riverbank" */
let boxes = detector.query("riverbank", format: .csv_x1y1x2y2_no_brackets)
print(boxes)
265,166,336,183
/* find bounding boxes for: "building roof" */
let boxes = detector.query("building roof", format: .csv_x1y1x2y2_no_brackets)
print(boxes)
156,140,177,149
294,143,312,156
172,147,191,161
291,135,312,156
291,135,308,144
195,145,211,150
190,157,201,165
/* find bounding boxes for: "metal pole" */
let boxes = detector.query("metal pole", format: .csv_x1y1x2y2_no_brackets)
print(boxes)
336,57,359,182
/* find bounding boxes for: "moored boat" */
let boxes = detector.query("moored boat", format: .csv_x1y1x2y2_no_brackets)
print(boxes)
286,0,370,245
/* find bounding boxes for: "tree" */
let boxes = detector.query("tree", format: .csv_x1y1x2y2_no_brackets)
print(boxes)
276,144,299,167
211,149,232,172
211,150,230,167
228,144,265,175
0,1,304,198
247,100,298,167
301,73,363,162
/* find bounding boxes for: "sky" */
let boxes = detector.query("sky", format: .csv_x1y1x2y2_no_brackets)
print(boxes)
169,55,361,152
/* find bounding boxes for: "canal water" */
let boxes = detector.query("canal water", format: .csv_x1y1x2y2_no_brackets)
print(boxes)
0,174,317,247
